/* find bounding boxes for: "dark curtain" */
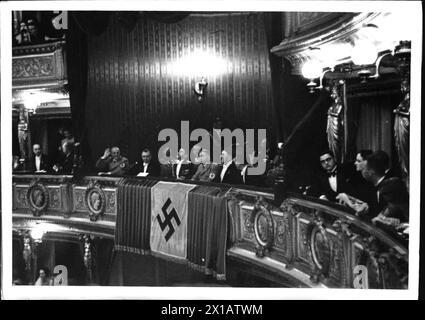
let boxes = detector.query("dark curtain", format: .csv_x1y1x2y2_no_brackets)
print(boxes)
66,12,110,173
187,185,230,280
263,13,283,143
115,177,159,253
283,89,332,190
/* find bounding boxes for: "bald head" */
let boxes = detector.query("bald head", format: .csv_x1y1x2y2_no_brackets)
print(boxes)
111,147,120,160
33,144,41,156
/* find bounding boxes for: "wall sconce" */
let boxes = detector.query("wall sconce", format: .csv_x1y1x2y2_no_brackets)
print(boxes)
194,77,208,102
351,24,379,83
301,59,323,93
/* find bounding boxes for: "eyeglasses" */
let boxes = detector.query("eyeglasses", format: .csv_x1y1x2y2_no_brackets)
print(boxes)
320,157,333,164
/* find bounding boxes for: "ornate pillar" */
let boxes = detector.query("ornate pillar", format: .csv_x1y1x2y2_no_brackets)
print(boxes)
393,41,410,186
17,105,31,167
80,234,94,284
326,80,345,163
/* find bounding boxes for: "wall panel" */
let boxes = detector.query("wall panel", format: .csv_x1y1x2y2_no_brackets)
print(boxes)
85,13,274,162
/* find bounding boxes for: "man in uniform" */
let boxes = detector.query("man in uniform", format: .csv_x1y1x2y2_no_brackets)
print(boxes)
95,146,129,176
191,149,220,182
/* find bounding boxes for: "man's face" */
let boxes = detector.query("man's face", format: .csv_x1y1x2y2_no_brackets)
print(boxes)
221,150,232,164
200,151,210,164
178,148,186,159
319,153,336,172
39,269,46,279
33,145,41,156
63,130,71,139
111,148,120,160
142,151,152,164
361,162,373,181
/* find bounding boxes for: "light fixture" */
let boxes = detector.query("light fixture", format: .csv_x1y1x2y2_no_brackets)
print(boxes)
351,24,380,83
30,227,45,243
194,77,208,102
302,59,323,93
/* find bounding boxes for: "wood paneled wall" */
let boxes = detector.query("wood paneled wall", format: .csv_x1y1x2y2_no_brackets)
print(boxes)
85,13,274,162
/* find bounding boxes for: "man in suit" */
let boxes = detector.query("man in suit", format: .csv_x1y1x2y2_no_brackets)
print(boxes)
374,150,399,179
172,148,194,180
129,148,160,177
29,144,50,173
53,141,75,174
191,149,220,182
214,149,242,185
361,151,395,218
95,146,129,176
310,150,353,202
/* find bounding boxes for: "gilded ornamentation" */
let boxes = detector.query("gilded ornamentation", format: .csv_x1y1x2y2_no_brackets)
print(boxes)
26,179,49,216
85,180,107,221
326,80,344,162
13,56,54,79
250,196,275,257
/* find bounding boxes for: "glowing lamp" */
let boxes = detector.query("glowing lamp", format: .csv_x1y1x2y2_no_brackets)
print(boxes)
351,40,378,66
301,59,323,80
30,227,45,242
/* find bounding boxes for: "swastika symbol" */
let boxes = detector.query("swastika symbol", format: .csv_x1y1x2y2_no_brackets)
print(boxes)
157,198,181,242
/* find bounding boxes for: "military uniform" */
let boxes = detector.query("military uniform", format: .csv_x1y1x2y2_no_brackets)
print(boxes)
191,163,220,182
96,156,129,176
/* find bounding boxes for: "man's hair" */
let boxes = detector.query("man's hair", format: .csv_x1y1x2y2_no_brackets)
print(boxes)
358,149,373,160
141,148,151,154
373,150,390,169
319,149,334,159
366,152,386,176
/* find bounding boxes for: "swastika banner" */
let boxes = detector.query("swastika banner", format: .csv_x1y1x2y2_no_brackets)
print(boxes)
150,182,196,259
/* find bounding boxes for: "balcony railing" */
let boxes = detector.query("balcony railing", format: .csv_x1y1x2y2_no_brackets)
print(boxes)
12,173,408,288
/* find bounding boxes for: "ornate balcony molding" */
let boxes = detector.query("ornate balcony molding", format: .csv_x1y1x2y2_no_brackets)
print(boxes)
12,41,67,89
271,12,381,75
12,174,408,288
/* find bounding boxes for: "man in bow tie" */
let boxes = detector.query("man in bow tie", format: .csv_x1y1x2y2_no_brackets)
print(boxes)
129,148,160,177
310,150,353,202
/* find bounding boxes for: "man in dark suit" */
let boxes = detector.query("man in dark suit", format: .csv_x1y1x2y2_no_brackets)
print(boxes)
129,148,160,177
53,141,75,174
310,150,353,202
214,149,242,185
29,144,50,173
374,150,399,179
172,148,194,180
361,151,394,218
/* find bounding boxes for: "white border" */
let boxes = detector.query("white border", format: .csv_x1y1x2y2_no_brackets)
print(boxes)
1,0,422,300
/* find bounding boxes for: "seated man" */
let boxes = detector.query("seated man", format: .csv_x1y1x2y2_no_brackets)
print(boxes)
214,149,242,184
309,150,353,203
360,151,395,219
371,177,409,233
95,146,129,176
173,148,194,180
129,148,160,177
53,141,75,174
191,149,220,182
29,144,50,173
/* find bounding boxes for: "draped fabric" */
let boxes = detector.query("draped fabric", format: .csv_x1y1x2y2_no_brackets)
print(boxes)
150,182,196,259
115,177,160,253
355,98,395,163
114,178,230,280
187,185,230,280
263,12,284,143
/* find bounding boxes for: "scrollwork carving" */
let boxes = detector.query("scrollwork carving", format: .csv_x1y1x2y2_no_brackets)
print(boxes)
250,196,275,258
